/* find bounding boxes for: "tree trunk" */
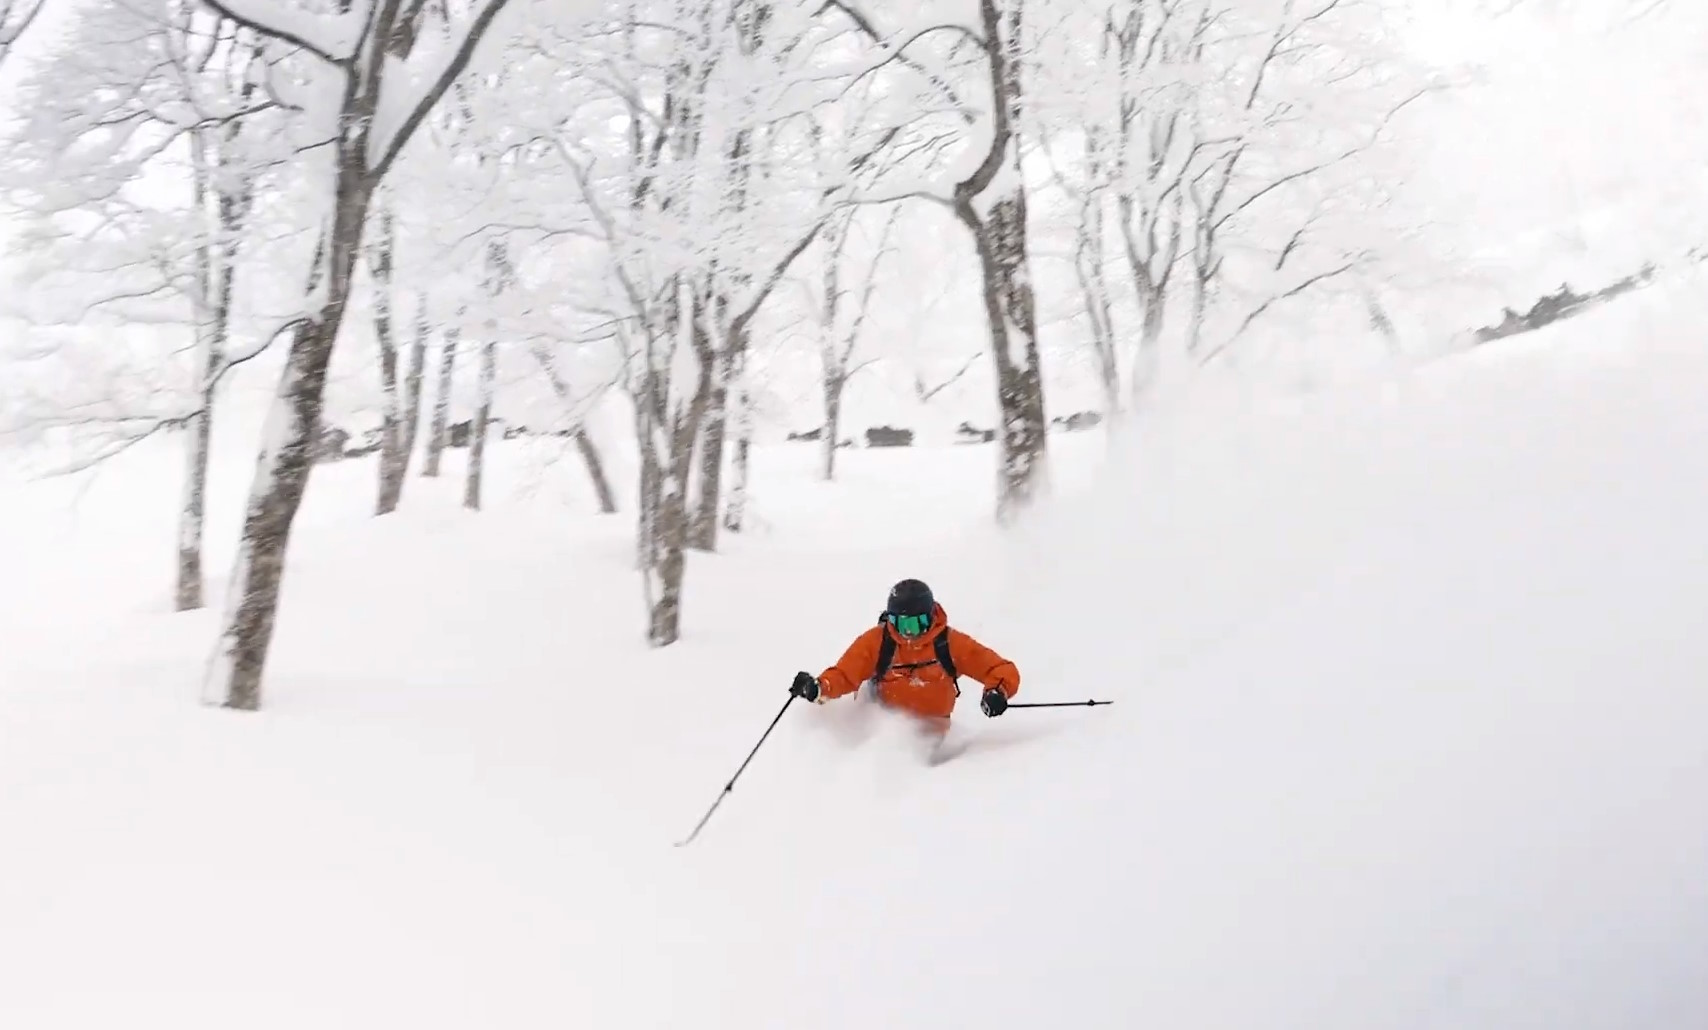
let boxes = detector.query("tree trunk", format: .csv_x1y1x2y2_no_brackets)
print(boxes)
723,368,753,533
1074,195,1119,419
177,117,248,611
373,213,427,513
821,373,843,481
177,251,233,612
1116,188,1182,404
1187,268,1211,358
575,429,617,514
199,0,514,711
381,294,429,509
202,183,366,710
370,205,408,514
953,0,1048,524
422,323,457,477
529,342,618,513
635,411,661,571
818,206,846,483
958,191,1047,523
639,283,714,646
176,354,214,612
464,337,496,511
686,365,727,552
1133,276,1168,402
644,373,709,645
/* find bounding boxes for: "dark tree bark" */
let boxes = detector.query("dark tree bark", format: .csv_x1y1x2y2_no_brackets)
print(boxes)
464,239,511,511
951,0,1048,523
178,36,260,611
638,283,714,646
422,322,458,477
463,336,496,510
530,343,618,514
201,0,516,710
574,428,617,514
371,209,429,513
686,341,732,551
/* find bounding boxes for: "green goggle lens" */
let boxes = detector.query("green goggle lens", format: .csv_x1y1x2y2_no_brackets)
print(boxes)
889,613,930,637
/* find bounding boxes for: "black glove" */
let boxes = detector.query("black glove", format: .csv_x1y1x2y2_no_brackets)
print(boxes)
790,671,821,702
980,687,1008,717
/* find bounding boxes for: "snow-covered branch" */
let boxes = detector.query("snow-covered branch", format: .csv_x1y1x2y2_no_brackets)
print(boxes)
369,0,520,179
197,0,366,64
0,0,45,64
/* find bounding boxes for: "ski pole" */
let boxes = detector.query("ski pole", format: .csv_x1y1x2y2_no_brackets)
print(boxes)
1005,699,1113,709
675,693,797,848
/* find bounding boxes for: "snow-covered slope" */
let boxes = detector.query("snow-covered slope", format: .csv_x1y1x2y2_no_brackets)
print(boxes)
2,279,1706,1029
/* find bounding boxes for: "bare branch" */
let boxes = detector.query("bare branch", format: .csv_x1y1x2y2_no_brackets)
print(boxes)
370,0,519,180
196,0,349,65
1203,259,1360,365
915,351,981,403
815,0,976,122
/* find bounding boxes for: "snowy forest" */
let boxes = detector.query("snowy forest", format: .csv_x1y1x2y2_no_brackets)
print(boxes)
1,0,1706,1024
0,0,1690,711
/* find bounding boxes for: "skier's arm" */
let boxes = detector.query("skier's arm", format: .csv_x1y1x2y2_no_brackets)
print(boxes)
817,626,884,700
947,629,1020,699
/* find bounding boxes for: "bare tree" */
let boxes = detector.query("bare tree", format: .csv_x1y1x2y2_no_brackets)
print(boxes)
422,320,459,477
828,0,1050,522
1105,2,1205,402
719,353,754,533
178,19,269,611
542,0,888,641
1181,0,1428,364
810,204,895,480
1069,128,1122,417
366,202,430,514
464,332,497,509
529,343,618,513
954,0,1048,522
463,237,512,510
1,1,278,612
197,0,520,710
685,0,825,553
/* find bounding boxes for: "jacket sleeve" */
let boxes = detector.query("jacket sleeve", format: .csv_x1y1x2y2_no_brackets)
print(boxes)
818,626,884,700
947,629,1020,699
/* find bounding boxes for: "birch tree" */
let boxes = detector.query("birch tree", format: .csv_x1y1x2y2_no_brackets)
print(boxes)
363,200,429,514
1181,0,1429,364
196,0,524,710
681,0,850,553
533,0,886,641
0,0,282,612
422,322,459,476
826,0,1049,522
463,238,511,511
806,204,897,480
408,35,621,507
536,1,719,644
1102,2,1206,401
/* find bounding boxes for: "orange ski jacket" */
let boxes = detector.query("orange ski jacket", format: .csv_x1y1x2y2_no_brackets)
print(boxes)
818,604,1019,720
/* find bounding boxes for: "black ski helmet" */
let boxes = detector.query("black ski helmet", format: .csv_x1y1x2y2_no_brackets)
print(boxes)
886,578,935,618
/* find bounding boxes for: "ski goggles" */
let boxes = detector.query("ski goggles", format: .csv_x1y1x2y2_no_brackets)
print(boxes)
887,612,932,638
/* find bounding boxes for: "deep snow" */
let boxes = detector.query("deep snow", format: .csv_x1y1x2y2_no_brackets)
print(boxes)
2,277,1707,1029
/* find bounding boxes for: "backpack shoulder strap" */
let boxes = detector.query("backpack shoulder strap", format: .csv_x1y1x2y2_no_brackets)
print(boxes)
934,631,958,681
872,614,896,682
870,615,958,684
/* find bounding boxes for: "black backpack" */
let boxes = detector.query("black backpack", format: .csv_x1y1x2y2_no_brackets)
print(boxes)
871,613,959,694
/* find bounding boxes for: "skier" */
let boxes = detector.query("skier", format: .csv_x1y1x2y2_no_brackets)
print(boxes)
790,578,1020,736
